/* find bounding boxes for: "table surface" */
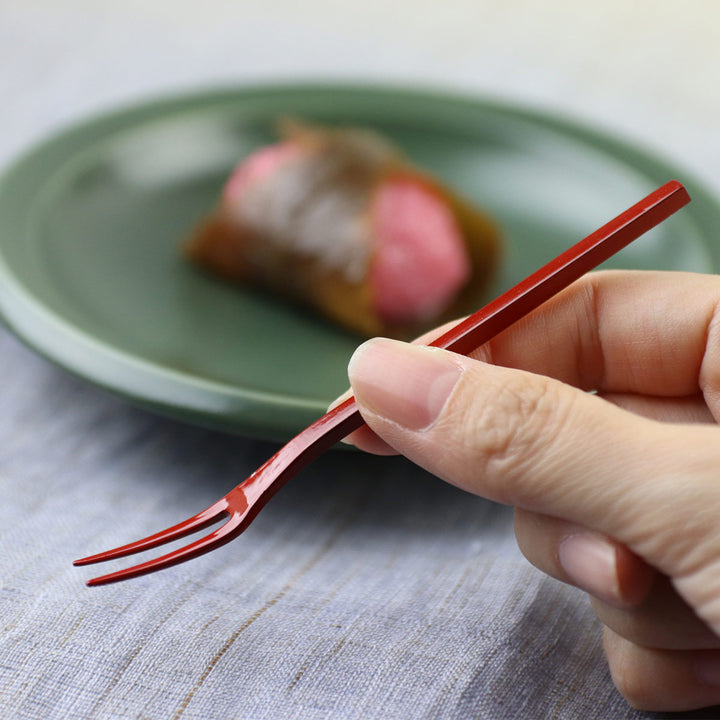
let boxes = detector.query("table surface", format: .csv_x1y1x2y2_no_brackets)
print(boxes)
1,2,718,718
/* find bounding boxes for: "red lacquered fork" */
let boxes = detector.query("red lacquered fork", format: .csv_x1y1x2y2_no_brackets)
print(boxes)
75,180,690,585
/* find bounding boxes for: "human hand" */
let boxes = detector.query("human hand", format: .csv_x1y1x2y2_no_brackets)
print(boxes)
342,270,720,712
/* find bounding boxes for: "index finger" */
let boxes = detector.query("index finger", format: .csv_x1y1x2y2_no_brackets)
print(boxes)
469,269,720,405
340,269,720,453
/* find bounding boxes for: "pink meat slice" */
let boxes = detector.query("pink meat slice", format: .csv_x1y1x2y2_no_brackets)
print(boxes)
369,179,469,324
222,142,470,325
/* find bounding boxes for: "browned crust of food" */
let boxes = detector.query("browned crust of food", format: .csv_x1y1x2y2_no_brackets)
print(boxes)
185,212,383,337
184,122,502,339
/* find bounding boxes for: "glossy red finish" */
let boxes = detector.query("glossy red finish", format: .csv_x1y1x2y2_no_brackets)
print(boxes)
434,179,690,356
74,180,690,585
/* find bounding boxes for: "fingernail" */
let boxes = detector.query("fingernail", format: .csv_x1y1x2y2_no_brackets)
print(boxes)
558,533,623,607
348,338,463,431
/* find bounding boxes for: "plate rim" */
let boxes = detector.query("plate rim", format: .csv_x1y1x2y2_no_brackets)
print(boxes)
1,81,718,438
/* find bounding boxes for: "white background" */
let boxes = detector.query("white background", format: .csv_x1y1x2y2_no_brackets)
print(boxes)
2,0,719,197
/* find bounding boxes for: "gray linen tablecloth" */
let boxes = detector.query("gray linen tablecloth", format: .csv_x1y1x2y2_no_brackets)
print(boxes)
0,327,645,718
1,2,719,718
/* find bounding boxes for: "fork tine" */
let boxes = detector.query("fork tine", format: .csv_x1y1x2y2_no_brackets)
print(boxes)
83,513,245,586
73,498,230,566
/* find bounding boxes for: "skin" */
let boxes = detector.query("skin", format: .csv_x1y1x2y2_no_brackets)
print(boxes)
339,270,720,711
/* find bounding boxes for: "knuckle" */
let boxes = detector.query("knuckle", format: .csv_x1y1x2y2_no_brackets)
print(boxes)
604,643,655,710
610,671,651,709
451,371,570,503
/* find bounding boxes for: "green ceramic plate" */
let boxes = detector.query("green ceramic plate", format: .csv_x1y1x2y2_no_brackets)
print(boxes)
0,83,718,440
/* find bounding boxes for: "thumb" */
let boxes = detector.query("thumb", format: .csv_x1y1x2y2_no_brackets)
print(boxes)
348,338,720,624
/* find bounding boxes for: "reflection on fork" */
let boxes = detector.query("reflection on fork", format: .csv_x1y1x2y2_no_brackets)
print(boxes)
74,180,690,585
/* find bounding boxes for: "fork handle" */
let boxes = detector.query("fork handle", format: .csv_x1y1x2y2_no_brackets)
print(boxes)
237,396,362,509
432,180,690,356
240,180,690,508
